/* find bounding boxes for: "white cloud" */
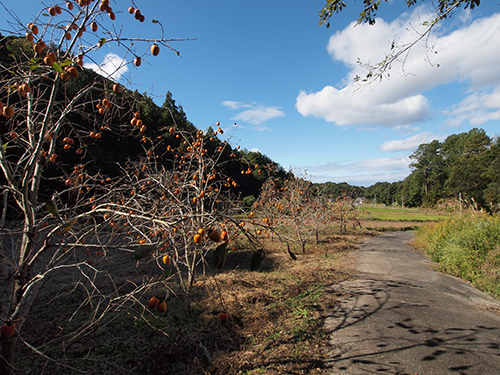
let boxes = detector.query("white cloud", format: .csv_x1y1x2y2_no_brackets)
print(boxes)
379,132,444,152
221,100,251,110
445,87,500,127
253,125,273,132
223,101,285,125
309,172,410,186
308,156,412,186
311,156,411,173
296,87,430,126
296,7,500,128
84,53,128,81
233,106,285,125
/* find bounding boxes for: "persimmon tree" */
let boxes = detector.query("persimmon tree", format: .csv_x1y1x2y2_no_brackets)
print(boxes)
254,175,363,254
309,190,331,243
128,125,242,310
252,177,286,241
279,177,321,253
331,194,362,232
0,1,214,373
253,175,323,253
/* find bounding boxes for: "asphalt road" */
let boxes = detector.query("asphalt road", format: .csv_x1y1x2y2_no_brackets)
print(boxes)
325,231,500,375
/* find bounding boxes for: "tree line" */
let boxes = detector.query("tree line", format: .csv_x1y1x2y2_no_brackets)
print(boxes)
317,128,500,211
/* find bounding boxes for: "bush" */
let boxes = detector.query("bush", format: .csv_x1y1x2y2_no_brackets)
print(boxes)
242,195,257,207
416,213,500,296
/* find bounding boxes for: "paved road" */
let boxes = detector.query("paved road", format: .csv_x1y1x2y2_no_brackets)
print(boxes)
325,231,500,375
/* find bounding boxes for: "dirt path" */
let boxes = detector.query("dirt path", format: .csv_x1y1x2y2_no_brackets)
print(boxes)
324,231,500,375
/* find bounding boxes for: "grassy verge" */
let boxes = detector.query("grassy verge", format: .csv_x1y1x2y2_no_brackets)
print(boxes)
413,213,500,297
17,227,371,374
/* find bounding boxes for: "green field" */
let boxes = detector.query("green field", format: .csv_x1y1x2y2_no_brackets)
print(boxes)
360,205,451,222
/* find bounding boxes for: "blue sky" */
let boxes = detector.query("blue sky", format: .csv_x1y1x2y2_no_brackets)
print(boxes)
2,1,500,186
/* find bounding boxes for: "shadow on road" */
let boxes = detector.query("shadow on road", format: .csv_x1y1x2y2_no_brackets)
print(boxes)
324,232,500,375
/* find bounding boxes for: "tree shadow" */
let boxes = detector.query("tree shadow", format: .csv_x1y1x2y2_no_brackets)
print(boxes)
324,277,500,374
205,247,281,273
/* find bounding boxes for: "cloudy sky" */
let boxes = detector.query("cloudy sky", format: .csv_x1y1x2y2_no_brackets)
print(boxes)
2,1,499,186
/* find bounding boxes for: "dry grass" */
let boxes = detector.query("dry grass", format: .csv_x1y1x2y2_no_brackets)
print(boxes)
203,231,366,374
16,227,372,375
363,219,425,231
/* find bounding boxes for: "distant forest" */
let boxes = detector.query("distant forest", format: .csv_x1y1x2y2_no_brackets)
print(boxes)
318,128,500,210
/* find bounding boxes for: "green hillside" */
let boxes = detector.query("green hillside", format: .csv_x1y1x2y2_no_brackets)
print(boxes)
0,35,288,207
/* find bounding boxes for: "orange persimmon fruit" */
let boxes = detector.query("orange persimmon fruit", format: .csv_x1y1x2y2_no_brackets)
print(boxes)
157,301,167,313
2,106,14,119
219,312,229,325
151,43,160,56
148,296,159,309
1,322,16,338
28,23,39,35
33,43,42,54
208,229,221,242
67,66,78,78
162,255,171,265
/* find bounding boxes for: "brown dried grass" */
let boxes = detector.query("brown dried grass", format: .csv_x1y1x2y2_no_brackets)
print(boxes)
17,227,373,375
197,228,371,374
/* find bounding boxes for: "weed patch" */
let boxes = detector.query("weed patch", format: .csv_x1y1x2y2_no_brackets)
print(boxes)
414,213,500,297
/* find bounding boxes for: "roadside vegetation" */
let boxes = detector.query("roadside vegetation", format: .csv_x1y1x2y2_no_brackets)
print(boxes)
414,212,500,298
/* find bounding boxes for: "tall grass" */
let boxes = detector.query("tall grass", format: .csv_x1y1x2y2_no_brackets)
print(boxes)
416,213,500,297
